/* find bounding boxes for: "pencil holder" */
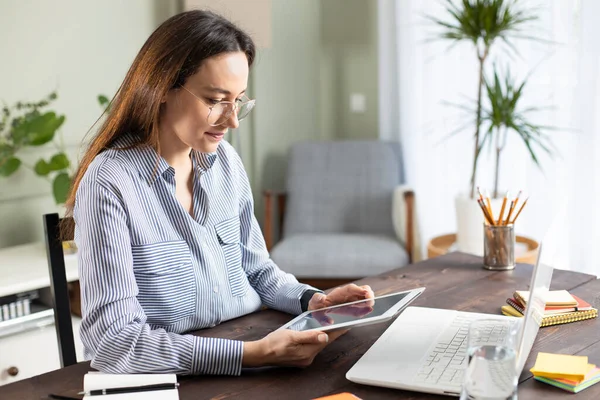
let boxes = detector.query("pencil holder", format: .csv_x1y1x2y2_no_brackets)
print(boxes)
483,223,515,270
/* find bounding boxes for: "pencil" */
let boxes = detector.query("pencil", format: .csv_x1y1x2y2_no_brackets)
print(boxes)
503,200,515,225
504,190,521,225
484,190,495,222
478,199,495,225
496,192,508,225
510,198,528,224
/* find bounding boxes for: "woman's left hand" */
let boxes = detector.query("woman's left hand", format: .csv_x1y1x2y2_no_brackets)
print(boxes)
308,283,375,311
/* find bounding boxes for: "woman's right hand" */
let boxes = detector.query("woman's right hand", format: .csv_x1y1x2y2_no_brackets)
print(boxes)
242,328,344,368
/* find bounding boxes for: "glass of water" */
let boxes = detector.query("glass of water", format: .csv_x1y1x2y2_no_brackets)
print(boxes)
460,318,521,400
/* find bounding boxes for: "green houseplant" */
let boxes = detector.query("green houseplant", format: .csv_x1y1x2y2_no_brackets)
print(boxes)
427,0,547,255
429,0,539,198
0,93,111,205
481,67,554,198
0,92,71,204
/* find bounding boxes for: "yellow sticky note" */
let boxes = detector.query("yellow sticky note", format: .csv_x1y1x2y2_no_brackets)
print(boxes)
530,353,590,382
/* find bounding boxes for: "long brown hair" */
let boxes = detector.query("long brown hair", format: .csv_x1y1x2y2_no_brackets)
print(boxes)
62,10,255,237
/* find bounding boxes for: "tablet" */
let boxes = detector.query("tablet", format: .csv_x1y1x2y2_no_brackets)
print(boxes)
279,287,425,332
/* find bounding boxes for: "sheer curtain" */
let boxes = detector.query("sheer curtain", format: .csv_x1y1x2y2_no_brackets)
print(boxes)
379,0,600,276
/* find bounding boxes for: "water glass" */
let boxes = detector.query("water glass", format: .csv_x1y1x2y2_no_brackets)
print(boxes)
483,224,515,270
460,318,521,400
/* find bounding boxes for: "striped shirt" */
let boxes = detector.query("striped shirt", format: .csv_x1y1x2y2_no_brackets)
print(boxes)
74,134,314,375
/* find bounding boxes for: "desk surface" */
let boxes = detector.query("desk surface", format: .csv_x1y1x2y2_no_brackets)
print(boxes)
4,252,600,400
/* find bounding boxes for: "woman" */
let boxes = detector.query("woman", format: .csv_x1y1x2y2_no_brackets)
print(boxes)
64,10,374,375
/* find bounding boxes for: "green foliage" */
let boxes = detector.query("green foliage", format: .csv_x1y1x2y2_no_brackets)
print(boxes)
0,157,21,176
0,92,72,204
98,94,110,110
480,67,554,196
429,0,537,52
1,92,111,204
52,172,71,205
428,0,542,197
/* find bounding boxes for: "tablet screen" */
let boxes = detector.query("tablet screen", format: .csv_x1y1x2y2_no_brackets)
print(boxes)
286,291,411,332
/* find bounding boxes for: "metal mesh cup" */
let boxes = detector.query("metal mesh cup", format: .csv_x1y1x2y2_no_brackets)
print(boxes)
483,223,515,270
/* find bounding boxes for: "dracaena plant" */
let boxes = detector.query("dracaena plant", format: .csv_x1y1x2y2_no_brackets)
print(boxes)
480,67,554,198
428,0,539,198
0,92,71,204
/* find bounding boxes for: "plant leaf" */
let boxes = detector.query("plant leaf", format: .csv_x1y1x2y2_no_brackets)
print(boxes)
98,94,110,107
0,157,21,177
0,144,14,162
34,159,51,176
48,153,70,171
53,172,71,204
11,112,65,146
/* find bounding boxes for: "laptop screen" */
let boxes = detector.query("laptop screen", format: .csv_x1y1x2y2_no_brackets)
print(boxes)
516,242,553,374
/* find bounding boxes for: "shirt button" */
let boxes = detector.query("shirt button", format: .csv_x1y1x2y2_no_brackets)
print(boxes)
213,286,218,293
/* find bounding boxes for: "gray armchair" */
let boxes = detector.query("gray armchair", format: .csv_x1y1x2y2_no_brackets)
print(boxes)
264,141,416,287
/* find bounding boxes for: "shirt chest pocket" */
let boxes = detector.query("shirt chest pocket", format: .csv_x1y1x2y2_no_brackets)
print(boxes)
131,240,196,326
215,216,250,297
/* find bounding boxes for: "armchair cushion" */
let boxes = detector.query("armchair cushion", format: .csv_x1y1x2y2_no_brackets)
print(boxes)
271,234,409,278
284,141,402,238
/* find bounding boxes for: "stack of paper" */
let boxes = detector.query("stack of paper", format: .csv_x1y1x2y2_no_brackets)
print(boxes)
501,290,598,327
530,353,600,393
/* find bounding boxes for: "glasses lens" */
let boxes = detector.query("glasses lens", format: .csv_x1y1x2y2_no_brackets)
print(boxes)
207,103,230,126
207,100,255,126
237,101,255,121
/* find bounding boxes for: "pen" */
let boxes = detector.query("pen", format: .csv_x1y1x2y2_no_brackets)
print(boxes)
78,382,179,396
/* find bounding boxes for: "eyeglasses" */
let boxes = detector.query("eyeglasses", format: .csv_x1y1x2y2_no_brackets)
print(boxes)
180,86,256,127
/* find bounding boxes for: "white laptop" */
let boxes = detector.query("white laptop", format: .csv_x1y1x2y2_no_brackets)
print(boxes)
346,243,551,397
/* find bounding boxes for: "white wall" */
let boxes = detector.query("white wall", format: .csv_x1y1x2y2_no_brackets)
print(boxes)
0,0,177,248
0,0,379,248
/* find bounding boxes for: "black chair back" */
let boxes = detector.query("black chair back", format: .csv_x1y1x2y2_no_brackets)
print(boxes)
43,213,77,367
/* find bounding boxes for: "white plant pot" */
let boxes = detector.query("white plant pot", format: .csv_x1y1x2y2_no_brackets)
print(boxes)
455,194,505,256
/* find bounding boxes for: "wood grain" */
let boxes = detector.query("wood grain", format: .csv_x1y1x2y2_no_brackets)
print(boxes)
4,252,598,400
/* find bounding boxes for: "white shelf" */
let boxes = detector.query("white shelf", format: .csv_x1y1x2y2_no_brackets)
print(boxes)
0,242,79,297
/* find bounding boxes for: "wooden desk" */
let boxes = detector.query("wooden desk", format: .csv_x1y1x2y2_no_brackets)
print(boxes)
4,253,600,400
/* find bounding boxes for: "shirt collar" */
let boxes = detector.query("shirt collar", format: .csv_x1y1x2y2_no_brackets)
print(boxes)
192,149,218,173
114,134,218,185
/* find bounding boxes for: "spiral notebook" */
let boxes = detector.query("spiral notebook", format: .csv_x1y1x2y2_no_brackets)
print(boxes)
501,304,598,327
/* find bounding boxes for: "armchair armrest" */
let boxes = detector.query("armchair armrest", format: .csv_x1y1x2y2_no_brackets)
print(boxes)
392,186,422,263
263,190,287,251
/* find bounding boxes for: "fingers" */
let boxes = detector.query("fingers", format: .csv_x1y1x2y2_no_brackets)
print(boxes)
338,284,375,305
326,328,349,342
308,292,328,310
312,310,335,326
309,284,376,311
342,305,374,317
293,330,329,345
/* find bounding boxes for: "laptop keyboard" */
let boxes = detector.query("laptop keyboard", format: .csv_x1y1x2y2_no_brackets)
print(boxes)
414,315,508,387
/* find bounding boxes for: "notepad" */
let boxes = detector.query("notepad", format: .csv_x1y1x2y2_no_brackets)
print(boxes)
515,290,577,307
535,367,600,393
529,353,592,382
83,372,179,400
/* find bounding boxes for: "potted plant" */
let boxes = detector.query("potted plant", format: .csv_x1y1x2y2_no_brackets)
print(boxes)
481,67,554,199
428,0,540,254
0,92,72,204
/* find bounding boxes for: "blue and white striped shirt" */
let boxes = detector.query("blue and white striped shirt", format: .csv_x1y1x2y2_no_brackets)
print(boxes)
74,134,314,375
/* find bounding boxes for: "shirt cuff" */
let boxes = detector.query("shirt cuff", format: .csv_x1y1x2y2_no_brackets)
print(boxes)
300,289,323,312
191,337,244,375
273,283,322,315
